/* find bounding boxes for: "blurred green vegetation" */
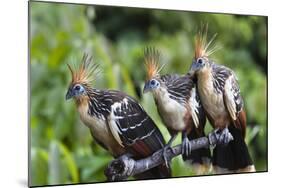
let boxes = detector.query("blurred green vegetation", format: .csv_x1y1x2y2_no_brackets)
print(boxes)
30,1,267,187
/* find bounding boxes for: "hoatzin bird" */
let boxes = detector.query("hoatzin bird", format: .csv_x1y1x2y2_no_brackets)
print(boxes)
65,54,171,179
142,48,211,174
189,28,255,173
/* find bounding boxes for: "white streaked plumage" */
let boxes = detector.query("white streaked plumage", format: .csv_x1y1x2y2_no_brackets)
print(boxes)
128,128,156,143
224,75,237,121
188,88,200,128
108,113,124,147
107,98,132,147
118,117,149,132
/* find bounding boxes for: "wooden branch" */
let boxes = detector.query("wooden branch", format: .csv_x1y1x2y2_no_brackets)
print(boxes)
105,128,233,181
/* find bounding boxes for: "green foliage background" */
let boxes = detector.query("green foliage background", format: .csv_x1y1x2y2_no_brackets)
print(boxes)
30,1,267,187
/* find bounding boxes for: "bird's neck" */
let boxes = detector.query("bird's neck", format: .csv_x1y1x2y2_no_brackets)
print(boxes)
153,87,169,101
76,88,106,119
196,67,217,105
197,67,214,91
75,95,90,107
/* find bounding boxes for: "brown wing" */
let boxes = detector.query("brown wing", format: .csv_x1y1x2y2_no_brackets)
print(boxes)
234,110,247,138
223,75,246,138
98,90,171,178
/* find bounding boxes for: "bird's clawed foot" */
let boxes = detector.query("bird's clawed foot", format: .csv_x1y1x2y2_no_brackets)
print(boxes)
181,136,191,160
214,127,234,146
162,144,176,167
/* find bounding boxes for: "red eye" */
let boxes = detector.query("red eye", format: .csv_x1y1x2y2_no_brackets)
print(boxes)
75,85,80,90
197,58,203,64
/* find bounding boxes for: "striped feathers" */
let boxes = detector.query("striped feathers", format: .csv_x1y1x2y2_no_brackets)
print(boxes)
153,74,205,132
223,74,246,138
210,62,245,124
188,87,200,128
196,59,246,137
107,95,160,147
162,74,205,129
211,62,233,94
76,95,125,156
84,89,166,156
161,74,194,106
73,84,170,176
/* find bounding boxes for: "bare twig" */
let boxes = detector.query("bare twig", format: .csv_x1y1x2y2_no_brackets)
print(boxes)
105,128,233,181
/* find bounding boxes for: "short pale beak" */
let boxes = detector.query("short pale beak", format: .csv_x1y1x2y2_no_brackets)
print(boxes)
189,62,198,73
65,89,73,100
143,82,151,93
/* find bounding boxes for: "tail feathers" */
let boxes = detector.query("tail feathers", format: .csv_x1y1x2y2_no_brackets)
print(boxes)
129,131,171,180
134,164,171,180
184,147,211,164
212,125,254,172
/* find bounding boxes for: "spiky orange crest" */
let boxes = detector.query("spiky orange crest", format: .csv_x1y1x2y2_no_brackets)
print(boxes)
194,24,219,59
67,54,100,85
144,47,163,80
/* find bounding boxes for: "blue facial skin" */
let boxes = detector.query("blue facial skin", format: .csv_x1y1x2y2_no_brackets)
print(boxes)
143,79,160,93
65,84,86,100
190,58,205,73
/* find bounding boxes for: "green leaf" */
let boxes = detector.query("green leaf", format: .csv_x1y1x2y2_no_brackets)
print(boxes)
57,141,79,183
30,148,49,186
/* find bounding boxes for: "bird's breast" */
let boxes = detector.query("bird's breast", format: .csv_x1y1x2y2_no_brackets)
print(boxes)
154,88,187,131
197,73,229,127
77,103,125,156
